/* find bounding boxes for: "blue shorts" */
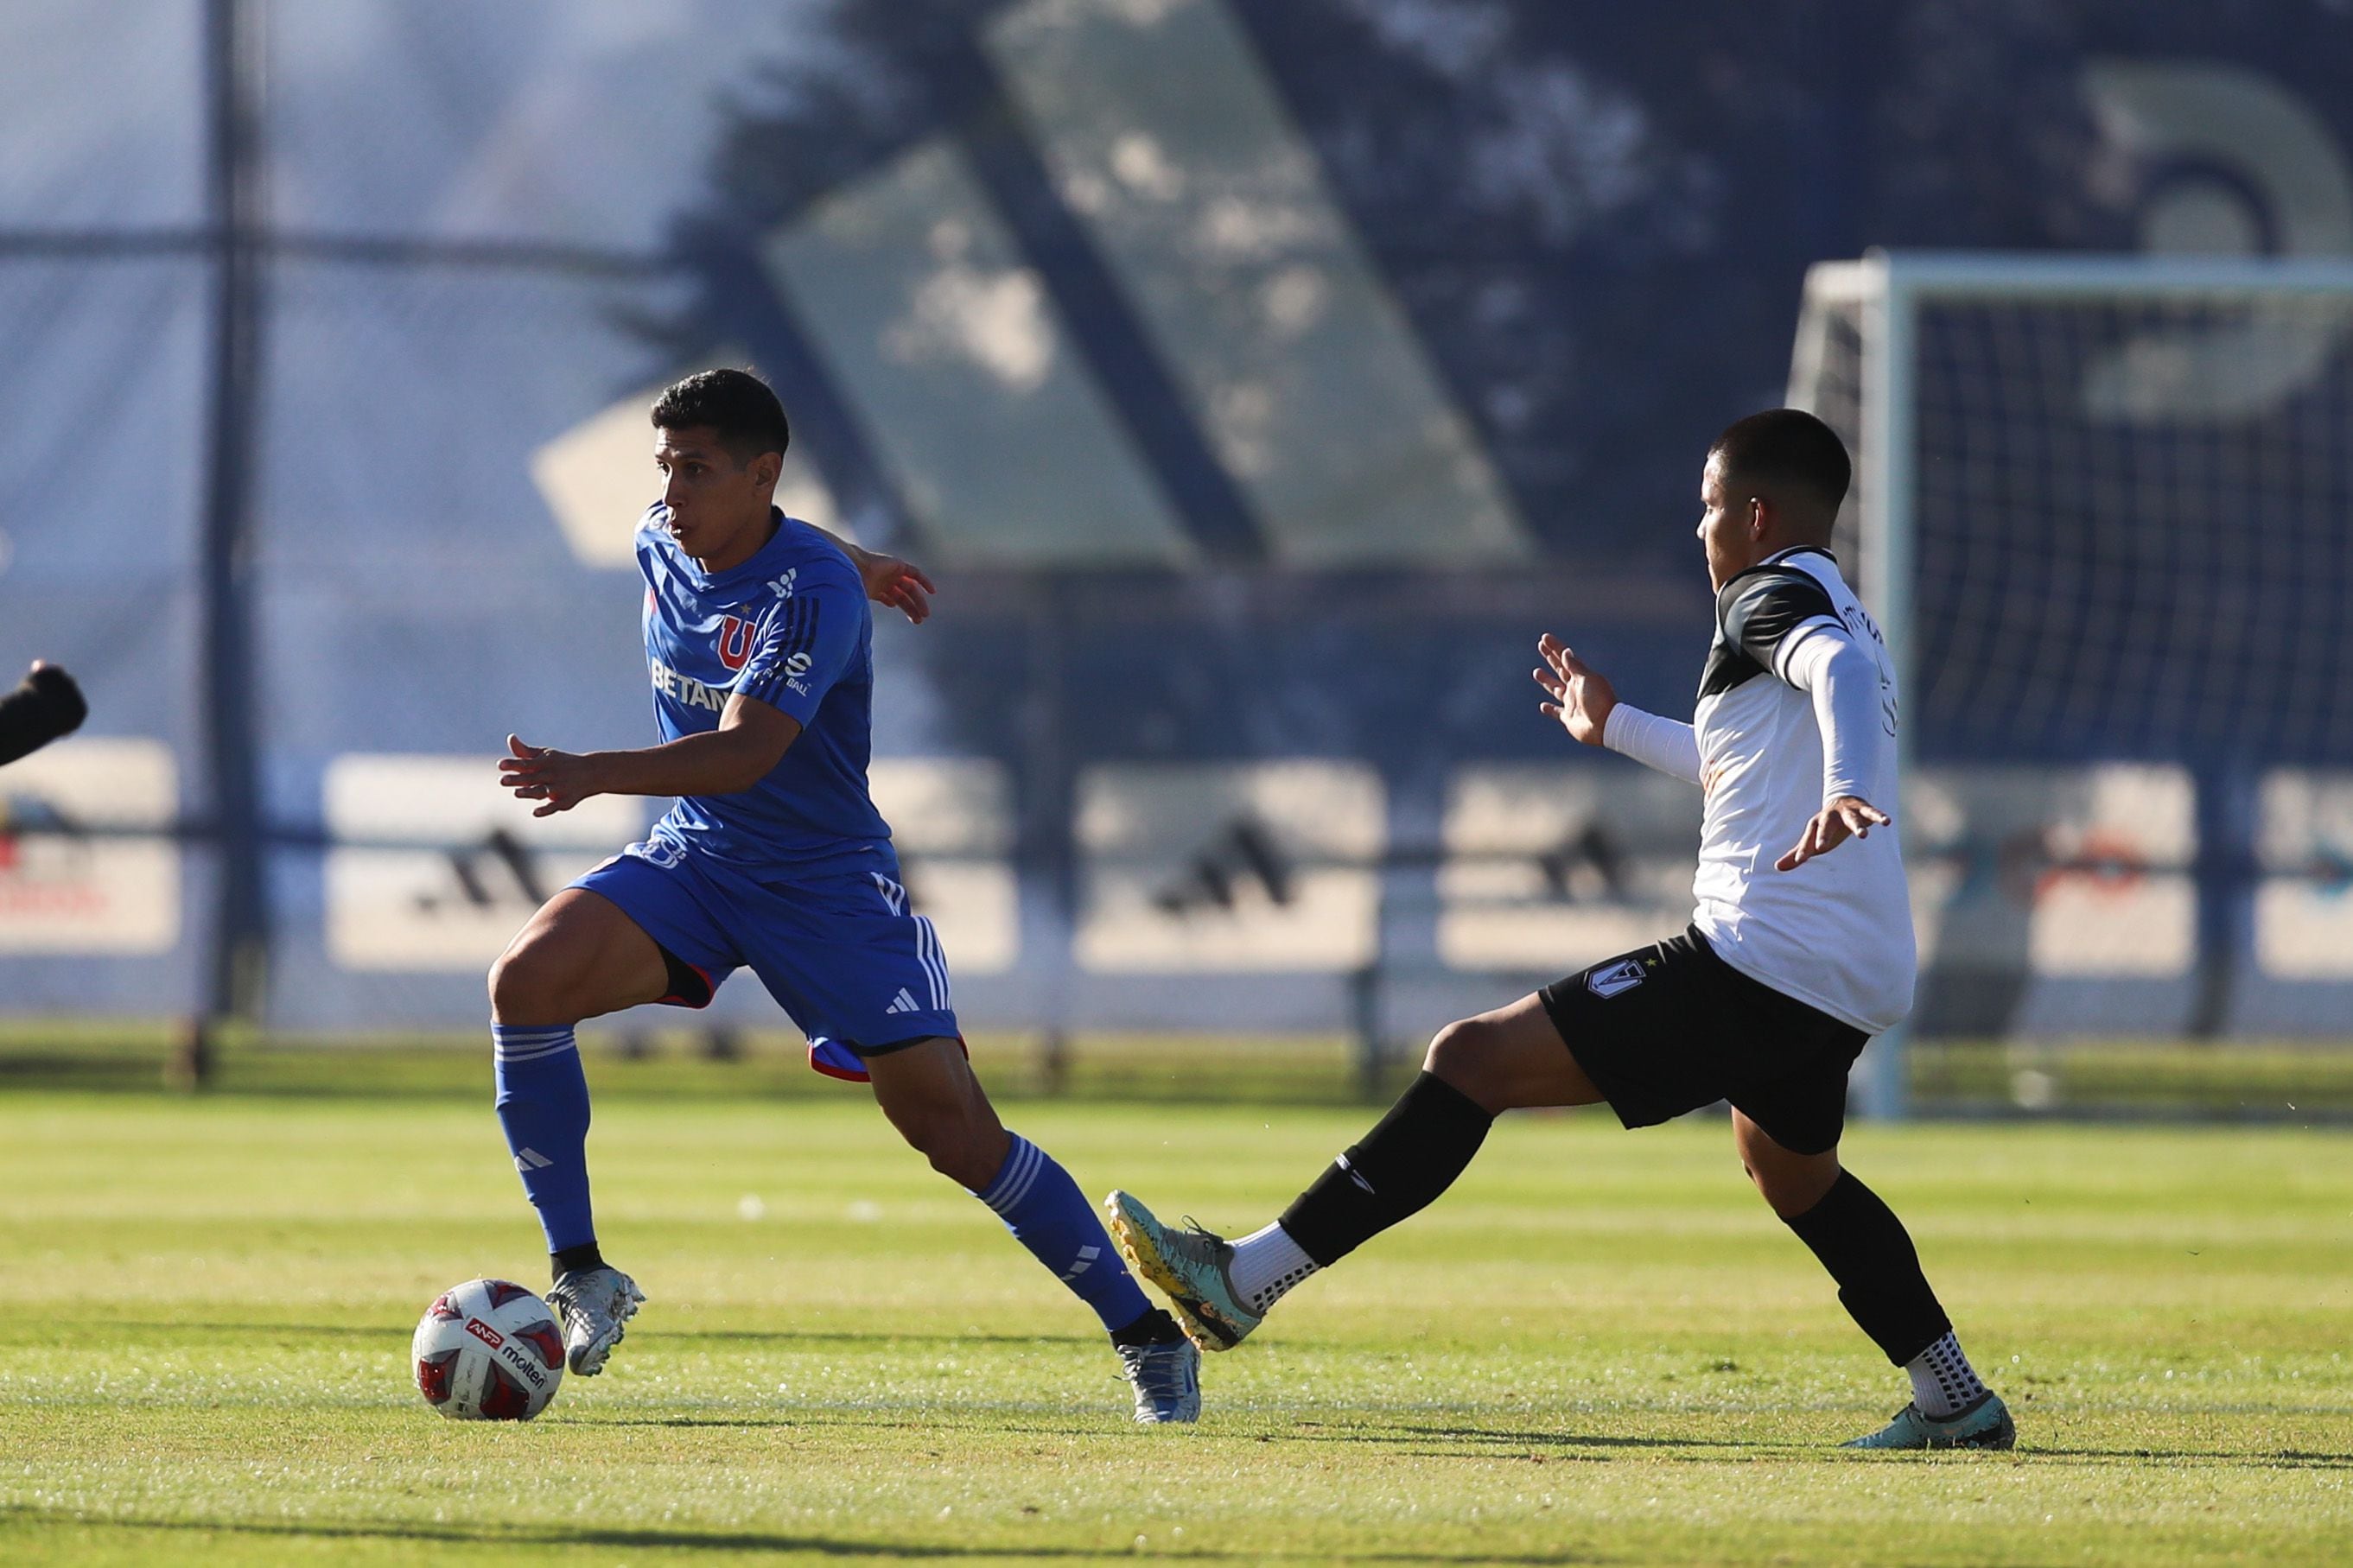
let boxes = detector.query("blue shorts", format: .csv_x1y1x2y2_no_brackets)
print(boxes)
570,838,960,1082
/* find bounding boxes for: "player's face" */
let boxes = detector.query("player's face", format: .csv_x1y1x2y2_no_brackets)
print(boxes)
654,427,777,569
1696,454,1755,591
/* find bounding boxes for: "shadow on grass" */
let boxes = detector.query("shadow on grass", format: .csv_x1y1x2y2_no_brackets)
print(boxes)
582,1410,1139,1435
1315,1429,2353,1470
592,1415,815,1429
37,1321,410,1343
662,1328,1097,1348
2021,1445,2353,1469
41,1321,1098,1349
1257,1423,1766,1454
0,1506,1601,1563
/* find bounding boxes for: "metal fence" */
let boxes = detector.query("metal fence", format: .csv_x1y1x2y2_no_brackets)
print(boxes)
6,2,2353,1096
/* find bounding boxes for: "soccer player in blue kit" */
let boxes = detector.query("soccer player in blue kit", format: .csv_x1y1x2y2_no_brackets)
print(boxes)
490,369,1201,1423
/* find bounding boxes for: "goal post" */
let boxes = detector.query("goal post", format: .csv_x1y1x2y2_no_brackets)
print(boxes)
1788,251,2353,1119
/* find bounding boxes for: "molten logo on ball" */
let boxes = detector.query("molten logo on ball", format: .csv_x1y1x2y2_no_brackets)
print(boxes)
410,1277,567,1421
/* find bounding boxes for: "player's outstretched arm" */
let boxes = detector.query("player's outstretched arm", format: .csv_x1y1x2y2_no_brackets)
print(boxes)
1536,633,1702,784
0,660,87,768
1774,629,1893,869
499,699,801,816
804,526,936,625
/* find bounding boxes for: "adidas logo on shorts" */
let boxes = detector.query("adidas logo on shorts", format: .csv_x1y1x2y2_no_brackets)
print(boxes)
1586,957,1646,1000
883,987,921,1016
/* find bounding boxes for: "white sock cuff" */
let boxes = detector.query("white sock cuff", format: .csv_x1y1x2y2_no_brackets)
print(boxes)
1227,1221,1319,1310
1905,1329,1988,1419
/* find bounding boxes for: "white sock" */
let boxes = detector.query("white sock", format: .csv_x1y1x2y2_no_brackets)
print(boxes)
1905,1330,1989,1419
1224,1222,1319,1314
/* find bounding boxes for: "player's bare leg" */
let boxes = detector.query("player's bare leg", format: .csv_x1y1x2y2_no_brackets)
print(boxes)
1420,991,1610,1114
1733,1112,2013,1450
863,1037,1013,1190
868,1040,1200,1423
486,889,670,1374
491,889,673,1027
1110,993,1594,1351
1731,1111,1841,1220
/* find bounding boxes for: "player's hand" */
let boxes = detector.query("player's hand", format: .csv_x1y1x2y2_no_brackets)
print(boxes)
498,734,603,817
855,550,936,625
1533,632,1617,747
1775,795,1891,871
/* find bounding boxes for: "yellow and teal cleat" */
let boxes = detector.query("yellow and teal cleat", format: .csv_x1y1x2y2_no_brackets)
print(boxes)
1103,1190,1263,1353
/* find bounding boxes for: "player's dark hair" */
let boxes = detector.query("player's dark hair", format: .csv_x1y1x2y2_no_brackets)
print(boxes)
1708,408,1851,517
650,368,791,465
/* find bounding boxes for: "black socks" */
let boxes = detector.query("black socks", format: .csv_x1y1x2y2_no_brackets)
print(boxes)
1108,1305,1187,1348
550,1242,606,1283
1277,1072,1495,1266
1780,1169,1952,1365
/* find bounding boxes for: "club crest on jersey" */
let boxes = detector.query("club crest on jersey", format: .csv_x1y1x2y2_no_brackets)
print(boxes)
1587,957,1646,1000
717,615,756,671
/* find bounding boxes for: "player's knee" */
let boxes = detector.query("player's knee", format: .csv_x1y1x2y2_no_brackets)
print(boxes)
923,1124,1002,1190
1422,1016,1500,1099
1742,1143,1840,1219
1741,1158,1794,1215
930,1143,999,1190
889,1103,1003,1189
486,944,537,1019
488,936,576,1025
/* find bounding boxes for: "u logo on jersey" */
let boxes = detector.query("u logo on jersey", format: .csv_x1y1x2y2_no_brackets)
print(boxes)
716,615,756,671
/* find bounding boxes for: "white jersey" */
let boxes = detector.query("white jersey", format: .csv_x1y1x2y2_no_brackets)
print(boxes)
1607,545,1916,1033
1693,546,1913,1032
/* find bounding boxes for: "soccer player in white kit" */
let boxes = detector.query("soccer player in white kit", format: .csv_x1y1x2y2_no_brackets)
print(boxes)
1108,409,2013,1451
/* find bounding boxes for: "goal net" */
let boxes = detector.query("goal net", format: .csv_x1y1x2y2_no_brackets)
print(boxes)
1789,254,2353,1111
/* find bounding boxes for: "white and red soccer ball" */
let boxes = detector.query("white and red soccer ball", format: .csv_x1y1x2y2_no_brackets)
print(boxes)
412,1278,566,1420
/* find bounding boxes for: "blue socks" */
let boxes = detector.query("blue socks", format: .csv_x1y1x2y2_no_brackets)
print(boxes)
493,1036,1149,1335
974,1133,1154,1333
492,1025,596,1254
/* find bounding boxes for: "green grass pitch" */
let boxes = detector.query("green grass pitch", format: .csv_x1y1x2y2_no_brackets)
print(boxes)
2,1089,2348,1565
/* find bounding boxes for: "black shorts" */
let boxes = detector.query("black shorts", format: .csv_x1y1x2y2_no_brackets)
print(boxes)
1536,925,1869,1156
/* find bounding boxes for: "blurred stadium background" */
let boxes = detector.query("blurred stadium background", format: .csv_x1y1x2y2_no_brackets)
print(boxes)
8,0,2353,1118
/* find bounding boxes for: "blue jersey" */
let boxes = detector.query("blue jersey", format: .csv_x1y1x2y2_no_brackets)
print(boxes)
636,504,893,874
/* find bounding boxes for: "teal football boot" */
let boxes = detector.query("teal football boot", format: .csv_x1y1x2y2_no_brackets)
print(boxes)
1103,1190,1262,1353
1845,1390,2016,1451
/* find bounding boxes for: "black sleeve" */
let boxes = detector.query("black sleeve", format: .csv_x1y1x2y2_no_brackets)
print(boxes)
0,664,88,767
1715,569,1841,677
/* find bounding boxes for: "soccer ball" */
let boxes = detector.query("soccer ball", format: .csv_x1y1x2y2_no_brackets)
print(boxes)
412,1278,566,1420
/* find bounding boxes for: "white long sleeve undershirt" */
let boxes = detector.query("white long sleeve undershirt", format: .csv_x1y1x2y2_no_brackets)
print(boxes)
1601,701,1702,784
1778,625,1887,803
1603,625,1888,805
